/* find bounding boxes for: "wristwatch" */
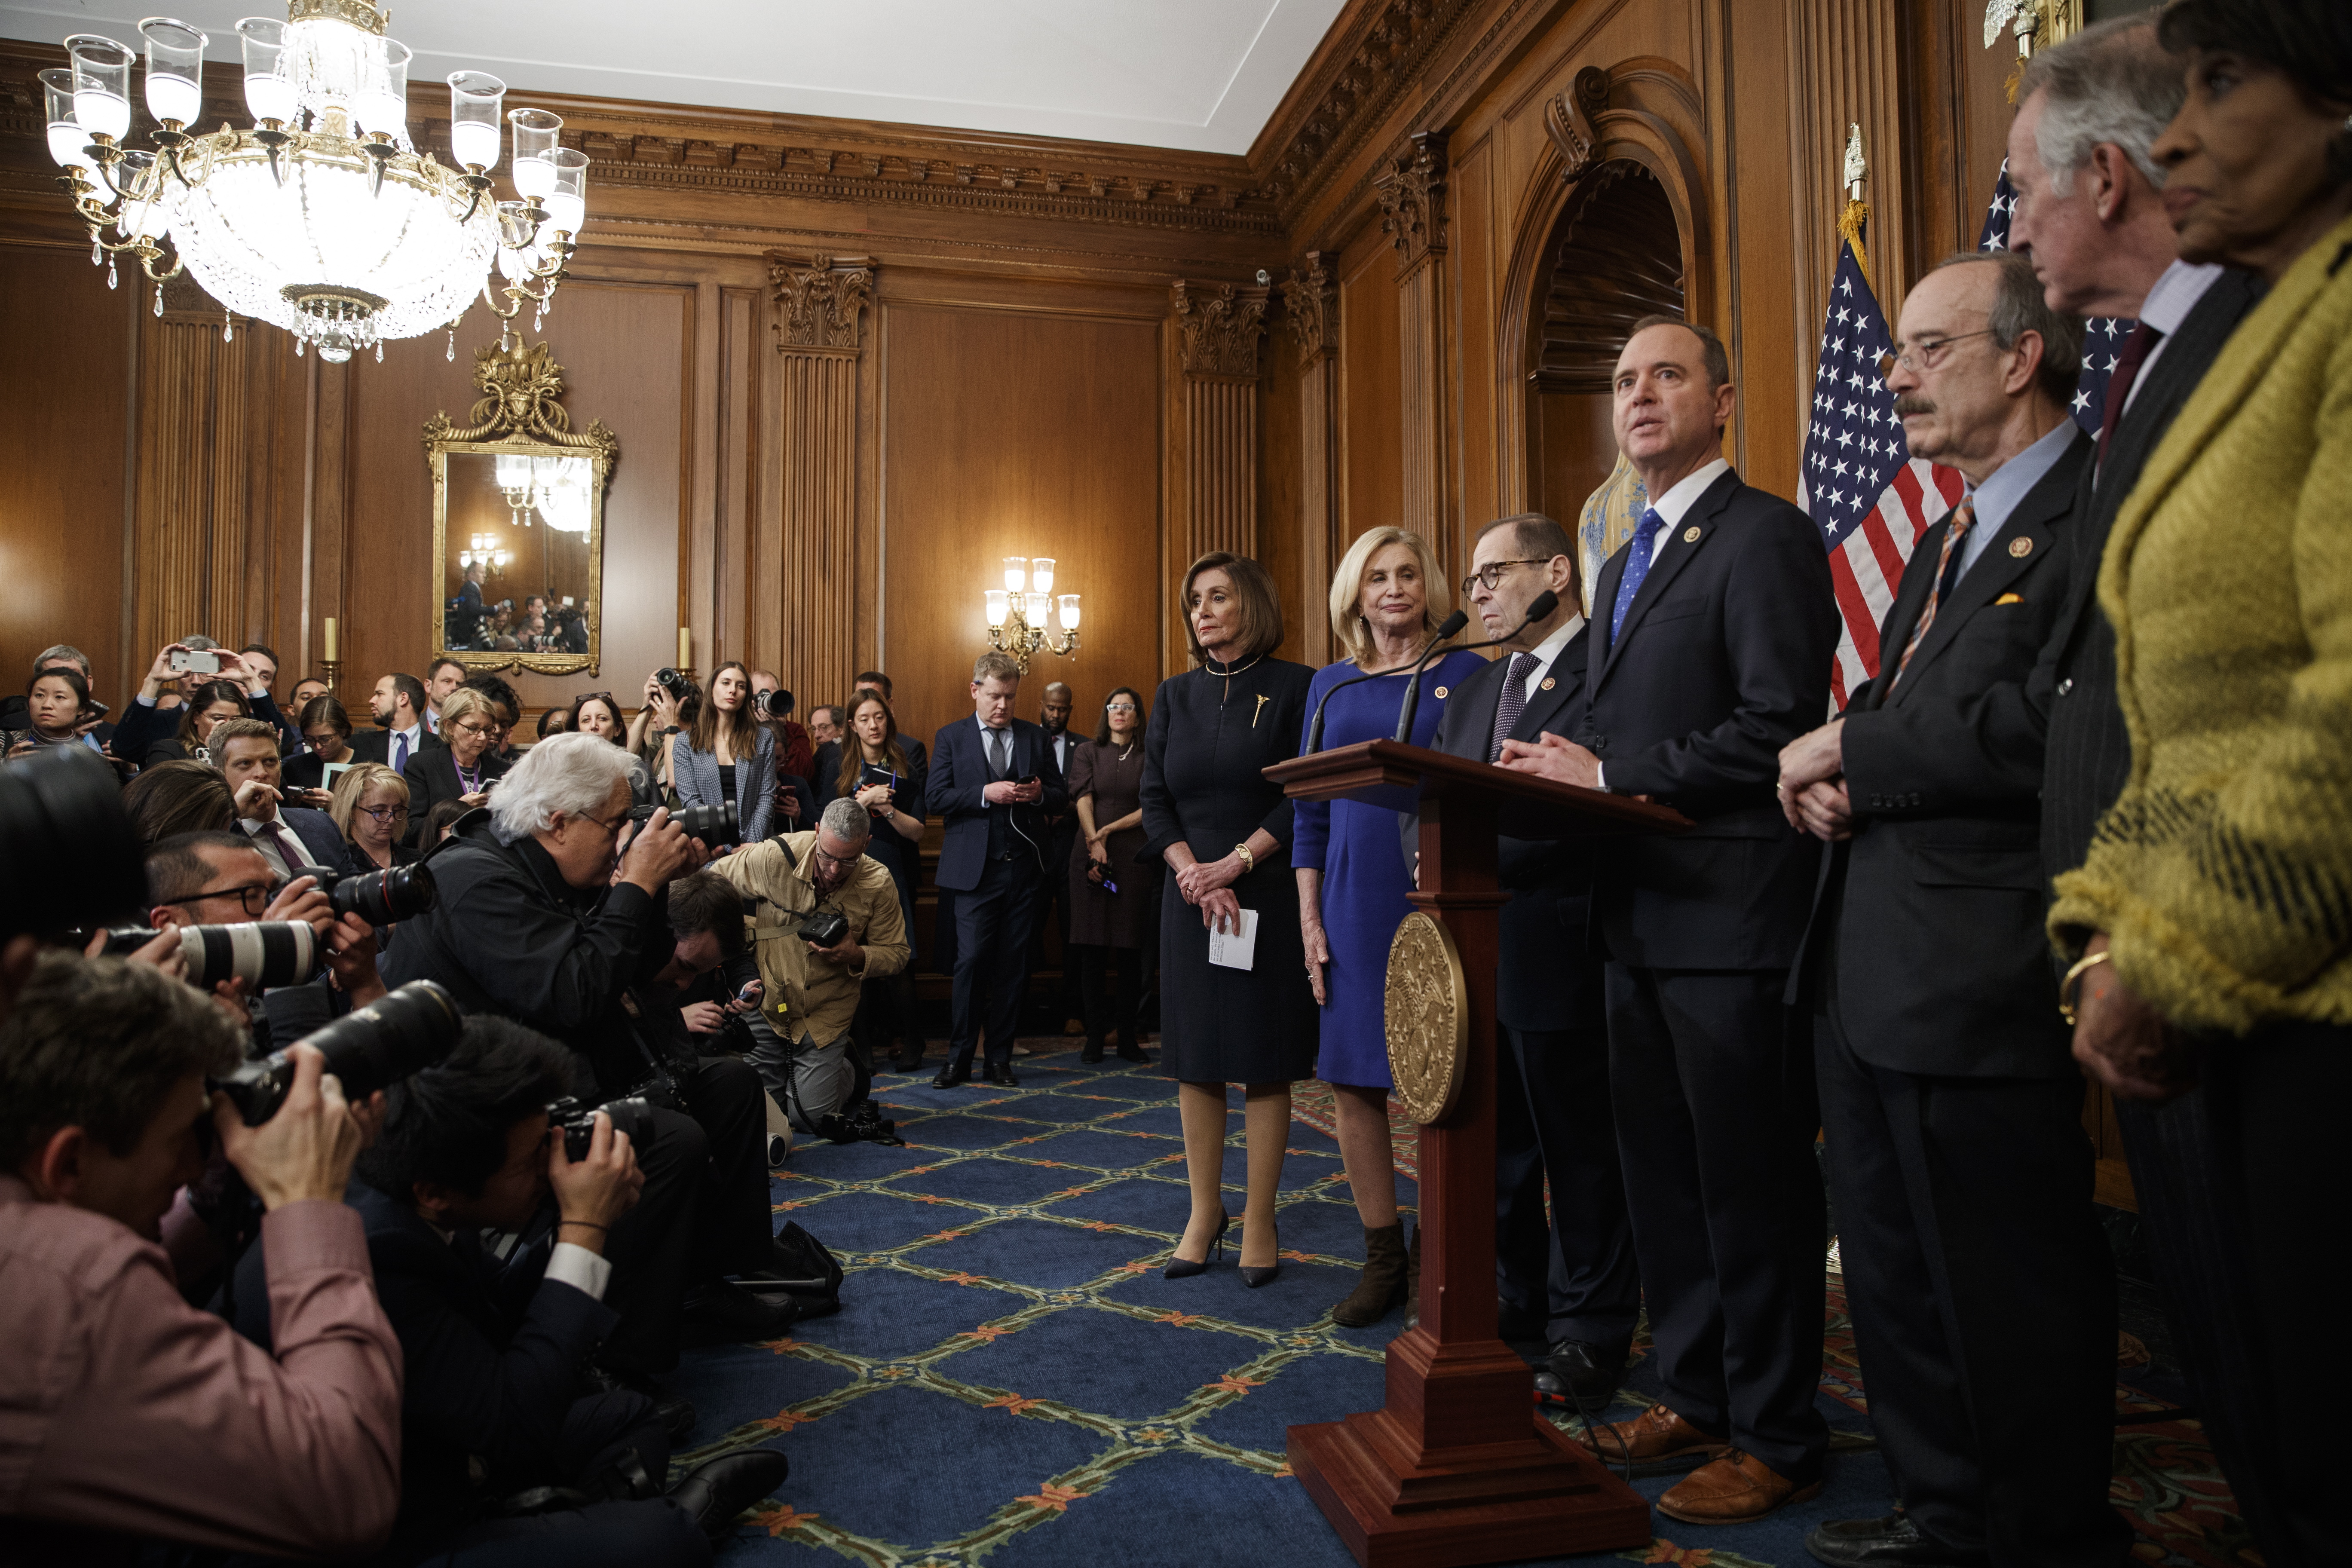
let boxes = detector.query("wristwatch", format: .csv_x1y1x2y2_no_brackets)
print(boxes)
1233,842,1255,873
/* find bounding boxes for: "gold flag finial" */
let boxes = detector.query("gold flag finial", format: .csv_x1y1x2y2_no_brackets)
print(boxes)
1838,124,1870,272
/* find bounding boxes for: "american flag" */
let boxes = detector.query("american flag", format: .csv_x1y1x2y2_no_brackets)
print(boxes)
1978,158,2137,434
1798,239,1963,705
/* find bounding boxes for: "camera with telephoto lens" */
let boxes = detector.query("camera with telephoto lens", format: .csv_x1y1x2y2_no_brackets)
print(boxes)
627,800,734,847
652,668,689,693
212,980,463,1126
0,747,147,940
814,1098,903,1147
546,1093,659,1160
296,861,437,925
100,920,318,989
797,908,849,948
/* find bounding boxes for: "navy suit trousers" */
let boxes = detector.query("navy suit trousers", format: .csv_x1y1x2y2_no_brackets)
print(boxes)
949,855,1042,1070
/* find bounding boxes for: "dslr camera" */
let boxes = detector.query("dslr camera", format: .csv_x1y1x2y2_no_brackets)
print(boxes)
628,800,734,848
797,908,849,948
213,980,463,1125
545,1093,659,1160
0,747,147,940
297,861,437,925
652,667,690,693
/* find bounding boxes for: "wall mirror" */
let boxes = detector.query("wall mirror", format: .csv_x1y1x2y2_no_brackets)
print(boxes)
425,340,619,675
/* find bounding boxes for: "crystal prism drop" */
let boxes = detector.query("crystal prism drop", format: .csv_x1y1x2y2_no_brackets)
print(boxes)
375,342,383,363
224,313,234,343
107,259,118,290
296,337,305,357
153,287,163,317
92,239,103,265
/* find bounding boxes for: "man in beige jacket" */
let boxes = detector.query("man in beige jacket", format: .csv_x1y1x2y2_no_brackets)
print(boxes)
711,796,910,1131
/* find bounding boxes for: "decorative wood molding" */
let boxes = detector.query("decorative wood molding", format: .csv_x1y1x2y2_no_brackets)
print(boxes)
1375,130,1450,274
1544,67,1612,185
1252,0,1483,219
1172,279,1270,380
768,254,873,355
1282,251,1340,361
1532,162,1685,395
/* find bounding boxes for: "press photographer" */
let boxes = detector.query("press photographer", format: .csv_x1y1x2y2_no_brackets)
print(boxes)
227,1016,788,1565
380,732,799,1393
710,797,910,1135
0,952,401,1561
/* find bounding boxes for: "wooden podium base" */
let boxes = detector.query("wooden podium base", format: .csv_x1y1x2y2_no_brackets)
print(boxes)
1287,1332,1653,1568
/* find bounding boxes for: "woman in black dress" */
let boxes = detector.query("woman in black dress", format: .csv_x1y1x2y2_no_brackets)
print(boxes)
1139,553,1316,1285
818,689,930,1072
1067,686,1158,1065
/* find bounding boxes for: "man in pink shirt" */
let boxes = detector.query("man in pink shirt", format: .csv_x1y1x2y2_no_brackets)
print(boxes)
0,953,403,1562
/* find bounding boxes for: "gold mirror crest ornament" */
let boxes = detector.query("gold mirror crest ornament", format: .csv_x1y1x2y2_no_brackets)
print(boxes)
425,339,618,676
1384,912,1469,1125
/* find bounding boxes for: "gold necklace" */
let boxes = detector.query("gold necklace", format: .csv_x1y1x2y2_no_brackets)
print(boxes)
1204,651,1264,679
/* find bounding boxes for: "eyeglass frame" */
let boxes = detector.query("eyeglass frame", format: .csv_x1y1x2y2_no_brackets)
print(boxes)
1877,329,1997,381
179,874,285,917
1458,558,1555,597
353,803,410,825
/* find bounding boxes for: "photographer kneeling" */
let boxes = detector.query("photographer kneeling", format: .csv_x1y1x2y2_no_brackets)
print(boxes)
711,797,909,1136
0,953,401,1560
228,1016,788,1565
381,732,796,1413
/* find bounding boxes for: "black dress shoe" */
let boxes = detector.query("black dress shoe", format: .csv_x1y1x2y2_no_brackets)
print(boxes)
680,1278,801,1346
1115,1039,1151,1064
891,1050,925,1072
1806,1512,1984,1568
667,1448,790,1544
981,1063,1019,1087
582,1364,697,1444
932,1067,971,1087
1080,1042,1104,1063
1534,1339,1627,1404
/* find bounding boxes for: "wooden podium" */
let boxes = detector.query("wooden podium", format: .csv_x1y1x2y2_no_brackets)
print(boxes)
1263,739,1690,1568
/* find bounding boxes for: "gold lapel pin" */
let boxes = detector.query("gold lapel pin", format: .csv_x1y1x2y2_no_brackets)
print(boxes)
2009,536,2033,558
1683,526,1702,543
1251,693,1270,726
1540,677,1556,690
1433,686,1449,698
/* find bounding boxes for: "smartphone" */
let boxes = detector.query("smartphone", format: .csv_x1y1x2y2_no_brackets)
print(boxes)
169,648,221,675
80,698,110,720
735,979,764,1007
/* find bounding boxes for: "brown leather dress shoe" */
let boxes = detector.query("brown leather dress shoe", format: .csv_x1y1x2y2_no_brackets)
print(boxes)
1576,1402,1730,1463
1656,1450,1822,1525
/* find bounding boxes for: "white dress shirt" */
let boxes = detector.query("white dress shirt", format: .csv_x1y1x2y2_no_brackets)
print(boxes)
1953,417,2084,581
385,720,425,771
541,1240,613,1300
1638,456,1733,567
2119,260,2225,421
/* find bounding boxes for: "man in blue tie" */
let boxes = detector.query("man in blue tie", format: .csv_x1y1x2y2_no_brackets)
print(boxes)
1502,316,1838,1525
351,673,441,775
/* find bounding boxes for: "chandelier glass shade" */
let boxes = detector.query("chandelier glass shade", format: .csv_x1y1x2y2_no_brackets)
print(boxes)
45,2,588,363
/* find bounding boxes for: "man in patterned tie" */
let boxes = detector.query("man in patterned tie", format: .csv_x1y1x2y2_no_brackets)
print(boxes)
1502,316,1838,1525
1425,512,1639,1408
1777,251,2116,1568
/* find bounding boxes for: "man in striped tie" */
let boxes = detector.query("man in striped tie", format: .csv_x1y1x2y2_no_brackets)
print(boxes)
1776,250,2118,1568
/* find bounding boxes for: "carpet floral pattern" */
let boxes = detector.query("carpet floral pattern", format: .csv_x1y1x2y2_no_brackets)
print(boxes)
666,1044,2253,1568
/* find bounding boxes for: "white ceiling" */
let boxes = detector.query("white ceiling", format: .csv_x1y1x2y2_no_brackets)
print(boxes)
3,0,1345,154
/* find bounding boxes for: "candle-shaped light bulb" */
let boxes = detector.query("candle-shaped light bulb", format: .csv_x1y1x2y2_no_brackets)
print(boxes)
1030,557,1055,594
1002,557,1028,594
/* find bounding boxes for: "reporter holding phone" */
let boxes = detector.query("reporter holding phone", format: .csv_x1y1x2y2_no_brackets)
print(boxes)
113,640,293,767
1066,686,1156,1064
818,691,927,1070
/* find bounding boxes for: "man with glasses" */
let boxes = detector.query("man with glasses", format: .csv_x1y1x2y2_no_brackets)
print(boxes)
709,797,909,1132
1424,514,1641,1409
141,830,386,1034
351,673,440,775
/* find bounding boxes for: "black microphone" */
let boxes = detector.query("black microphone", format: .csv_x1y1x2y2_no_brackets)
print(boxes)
1392,591,1561,742
1305,610,1468,753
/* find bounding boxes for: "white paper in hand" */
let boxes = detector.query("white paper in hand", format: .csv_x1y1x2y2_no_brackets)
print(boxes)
1207,907,1259,971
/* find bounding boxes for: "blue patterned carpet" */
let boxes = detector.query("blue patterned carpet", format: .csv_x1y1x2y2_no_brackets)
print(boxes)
667,1042,2248,1568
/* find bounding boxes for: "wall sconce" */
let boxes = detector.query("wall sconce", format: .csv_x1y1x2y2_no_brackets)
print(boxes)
458,531,511,577
985,554,1078,673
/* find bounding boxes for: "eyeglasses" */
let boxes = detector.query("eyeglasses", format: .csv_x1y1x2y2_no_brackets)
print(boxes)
576,808,633,840
1459,559,1551,596
1104,702,1138,713
303,731,345,750
183,879,275,916
450,720,495,739
1877,330,1996,380
355,804,410,824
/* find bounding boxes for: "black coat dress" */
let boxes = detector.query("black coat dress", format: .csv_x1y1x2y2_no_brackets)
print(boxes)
1139,658,1317,1084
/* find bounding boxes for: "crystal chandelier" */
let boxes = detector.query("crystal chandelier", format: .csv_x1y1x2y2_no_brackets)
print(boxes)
43,2,590,364
495,452,592,533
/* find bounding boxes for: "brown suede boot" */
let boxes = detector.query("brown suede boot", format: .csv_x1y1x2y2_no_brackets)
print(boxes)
1329,1223,1408,1328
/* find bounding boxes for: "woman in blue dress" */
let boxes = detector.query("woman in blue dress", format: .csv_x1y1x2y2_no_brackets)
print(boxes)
1295,527,1486,1326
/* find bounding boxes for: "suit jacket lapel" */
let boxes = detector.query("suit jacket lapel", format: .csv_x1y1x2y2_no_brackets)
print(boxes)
1510,626,1588,741
1864,520,1944,711
1597,469,1739,689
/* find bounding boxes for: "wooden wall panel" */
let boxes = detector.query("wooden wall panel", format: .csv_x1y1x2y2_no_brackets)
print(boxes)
1337,230,1402,550
878,299,1164,756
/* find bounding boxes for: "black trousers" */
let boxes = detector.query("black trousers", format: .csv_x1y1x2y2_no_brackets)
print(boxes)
1606,963,1830,1481
599,1055,773,1372
2126,1021,2349,1568
949,855,1042,1071
1815,1010,2127,1568
1495,1022,1642,1353
1073,942,1144,1048
1028,818,1081,1024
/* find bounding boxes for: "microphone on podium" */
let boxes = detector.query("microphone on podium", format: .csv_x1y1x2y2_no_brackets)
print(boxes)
1304,610,1468,754
1391,591,1560,743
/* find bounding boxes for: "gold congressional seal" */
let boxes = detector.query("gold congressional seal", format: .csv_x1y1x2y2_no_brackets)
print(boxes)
2009,536,2034,558
1384,912,1469,1124
1683,526,1702,542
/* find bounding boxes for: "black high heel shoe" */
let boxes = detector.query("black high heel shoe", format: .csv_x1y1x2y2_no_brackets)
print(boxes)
1240,1219,1280,1288
1163,1210,1231,1278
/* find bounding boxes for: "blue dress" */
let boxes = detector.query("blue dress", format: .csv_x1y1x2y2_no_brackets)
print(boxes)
1294,649,1489,1088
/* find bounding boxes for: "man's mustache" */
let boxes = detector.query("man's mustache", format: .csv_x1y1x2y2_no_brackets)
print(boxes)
1893,394,1936,416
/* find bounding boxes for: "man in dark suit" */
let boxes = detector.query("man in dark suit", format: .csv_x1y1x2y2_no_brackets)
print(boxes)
211,717,354,876
1429,511,1639,1405
1027,680,1083,1036
926,652,1067,1087
2003,18,2281,1551
350,672,443,775
1779,252,2124,1568
1502,315,1837,1525
228,1018,788,1565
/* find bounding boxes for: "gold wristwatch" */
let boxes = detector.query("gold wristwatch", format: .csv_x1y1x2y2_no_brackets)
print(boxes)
1232,842,1255,873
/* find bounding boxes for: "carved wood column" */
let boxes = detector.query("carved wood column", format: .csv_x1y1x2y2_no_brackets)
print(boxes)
765,254,871,705
1172,279,1269,572
1376,130,1454,568
1285,254,1341,665
133,277,254,657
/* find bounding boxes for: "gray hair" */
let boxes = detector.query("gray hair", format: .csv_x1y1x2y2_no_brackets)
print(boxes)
818,796,873,845
489,731,633,844
32,644,91,678
2018,18,2184,194
1931,250,2086,407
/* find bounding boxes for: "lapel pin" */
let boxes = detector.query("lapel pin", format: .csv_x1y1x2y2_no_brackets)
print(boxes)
2009,536,2033,557
1433,686,1449,698
1683,526,1702,543
1540,677,1556,690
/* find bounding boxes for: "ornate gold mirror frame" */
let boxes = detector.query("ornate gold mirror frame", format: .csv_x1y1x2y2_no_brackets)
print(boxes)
424,340,619,676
